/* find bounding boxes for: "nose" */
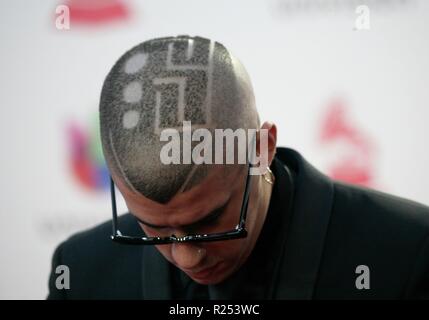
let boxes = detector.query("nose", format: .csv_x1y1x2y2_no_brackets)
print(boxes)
171,240,206,271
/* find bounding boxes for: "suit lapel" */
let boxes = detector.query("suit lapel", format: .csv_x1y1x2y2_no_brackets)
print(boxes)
274,148,334,299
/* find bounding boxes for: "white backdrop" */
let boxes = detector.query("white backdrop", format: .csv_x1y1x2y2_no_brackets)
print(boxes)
1,0,428,299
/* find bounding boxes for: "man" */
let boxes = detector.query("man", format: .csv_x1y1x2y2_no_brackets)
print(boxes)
48,35,429,299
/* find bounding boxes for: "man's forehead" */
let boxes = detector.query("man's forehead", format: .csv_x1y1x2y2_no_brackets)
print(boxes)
114,164,244,223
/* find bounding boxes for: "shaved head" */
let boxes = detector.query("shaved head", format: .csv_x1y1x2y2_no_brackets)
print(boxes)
100,35,259,203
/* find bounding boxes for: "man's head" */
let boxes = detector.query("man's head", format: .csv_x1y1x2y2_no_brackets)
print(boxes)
100,35,277,284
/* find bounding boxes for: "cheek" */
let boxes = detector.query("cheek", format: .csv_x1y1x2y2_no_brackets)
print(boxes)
202,238,248,260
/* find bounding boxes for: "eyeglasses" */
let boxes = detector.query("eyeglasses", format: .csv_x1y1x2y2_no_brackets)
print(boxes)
110,162,254,245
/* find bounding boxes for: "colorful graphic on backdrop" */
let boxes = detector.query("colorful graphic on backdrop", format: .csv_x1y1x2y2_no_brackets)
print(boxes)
63,0,129,25
319,98,377,188
68,116,109,192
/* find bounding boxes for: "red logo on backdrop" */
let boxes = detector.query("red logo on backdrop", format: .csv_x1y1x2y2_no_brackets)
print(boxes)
63,0,129,25
319,98,376,187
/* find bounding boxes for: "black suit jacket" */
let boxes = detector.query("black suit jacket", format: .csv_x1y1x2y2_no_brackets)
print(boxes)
48,148,429,299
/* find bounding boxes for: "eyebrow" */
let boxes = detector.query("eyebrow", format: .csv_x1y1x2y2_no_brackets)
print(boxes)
134,201,229,230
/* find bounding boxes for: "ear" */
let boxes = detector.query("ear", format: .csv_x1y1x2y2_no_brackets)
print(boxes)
257,121,277,166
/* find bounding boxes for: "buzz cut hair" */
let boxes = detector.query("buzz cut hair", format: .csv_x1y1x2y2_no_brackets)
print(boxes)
100,35,259,203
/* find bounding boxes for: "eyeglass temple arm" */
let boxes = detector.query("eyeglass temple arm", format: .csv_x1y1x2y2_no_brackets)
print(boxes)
238,132,259,229
238,163,252,229
110,176,119,236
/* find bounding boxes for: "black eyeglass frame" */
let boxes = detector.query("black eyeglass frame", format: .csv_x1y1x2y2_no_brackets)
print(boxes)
110,162,254,245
